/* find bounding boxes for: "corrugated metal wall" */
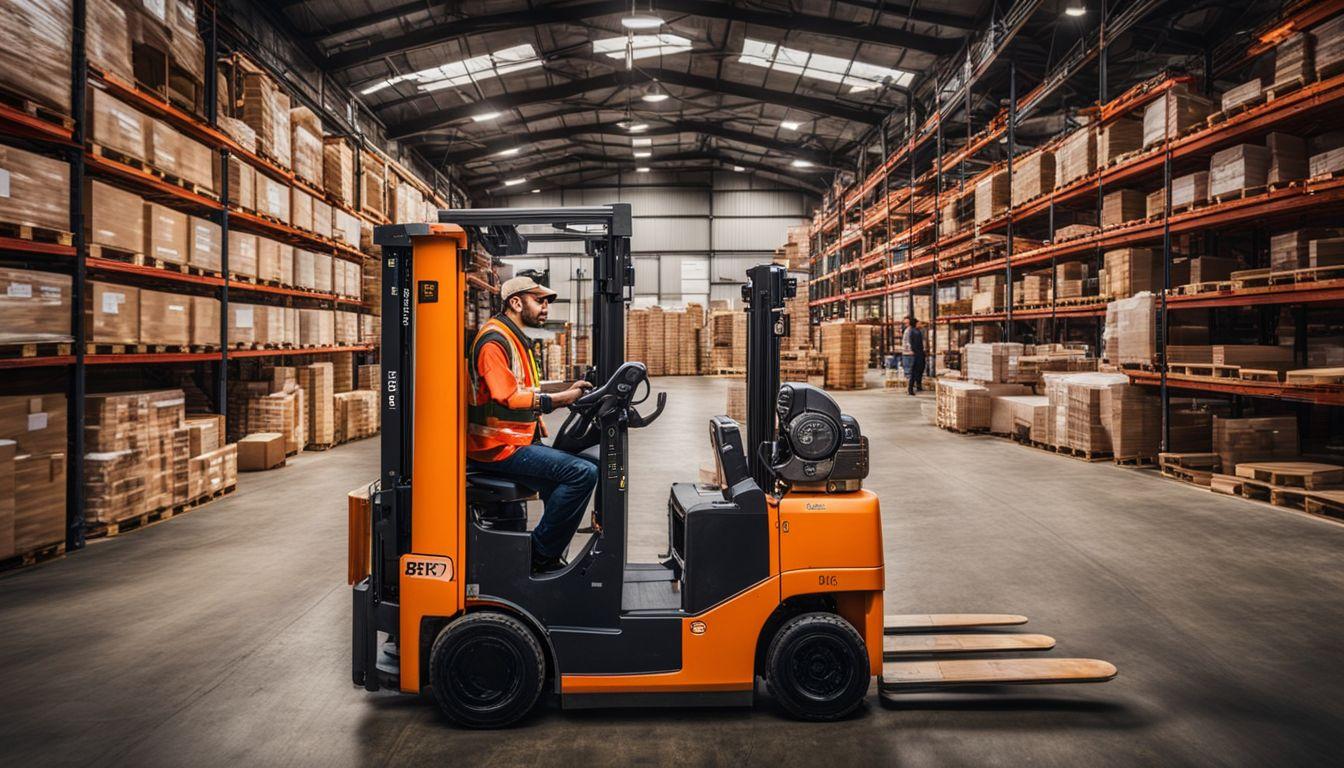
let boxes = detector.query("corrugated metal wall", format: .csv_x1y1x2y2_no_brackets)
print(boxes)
497,174,812,319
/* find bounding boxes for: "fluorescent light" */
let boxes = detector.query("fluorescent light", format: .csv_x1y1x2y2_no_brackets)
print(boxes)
360,44,542,96
780,120,801,131
496,147,520,155
791,159,813,168
531,188,541,193
642,83,670,103
1065,5,1087,16
621,13,664,30
503,177,526,186
636,167,651,173
632,137,652,146
472,111,502,122
634,150,651,157
625,122,649,132
733,165,745,172
739,38,914,92
594,34,692,61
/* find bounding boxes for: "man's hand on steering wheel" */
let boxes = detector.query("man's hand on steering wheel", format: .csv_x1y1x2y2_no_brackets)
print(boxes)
549,380,593,409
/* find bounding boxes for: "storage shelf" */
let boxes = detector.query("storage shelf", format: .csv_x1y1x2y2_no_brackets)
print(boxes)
83,345,374,366
1126,370,1344,406
936,301,1110,323
0,354,75,370
85,150,222,214
0,102,76,147
1165,278,1344,308
85,255,364,307
227,208,365,263
228,344,374,359
0,236,77,258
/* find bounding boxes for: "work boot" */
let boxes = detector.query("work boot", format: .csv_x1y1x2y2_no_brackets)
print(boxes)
531,548,567,574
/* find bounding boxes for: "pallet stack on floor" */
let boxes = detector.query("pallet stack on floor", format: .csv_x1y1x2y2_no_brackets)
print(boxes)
624,304,705,377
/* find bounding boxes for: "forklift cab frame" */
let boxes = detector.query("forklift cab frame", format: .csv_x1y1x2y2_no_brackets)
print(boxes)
353,205,886,727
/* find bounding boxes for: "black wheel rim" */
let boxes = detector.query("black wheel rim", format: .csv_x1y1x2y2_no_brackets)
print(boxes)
787,633,855,702
447,634,525,713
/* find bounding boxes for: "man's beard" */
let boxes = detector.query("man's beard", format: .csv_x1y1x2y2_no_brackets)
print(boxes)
522,310,545,328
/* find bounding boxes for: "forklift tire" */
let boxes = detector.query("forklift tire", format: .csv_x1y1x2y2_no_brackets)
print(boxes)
429,612,546,729
765,612,870,721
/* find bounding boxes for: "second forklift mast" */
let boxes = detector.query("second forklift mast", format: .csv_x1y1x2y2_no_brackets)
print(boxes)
742,264,796,491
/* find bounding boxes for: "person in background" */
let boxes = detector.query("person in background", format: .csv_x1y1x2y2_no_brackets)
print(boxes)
900,316,914,382
905,317,926,396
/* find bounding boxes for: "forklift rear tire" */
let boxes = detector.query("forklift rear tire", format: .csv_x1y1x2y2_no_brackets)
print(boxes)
429,612,546,729
765,612,870,721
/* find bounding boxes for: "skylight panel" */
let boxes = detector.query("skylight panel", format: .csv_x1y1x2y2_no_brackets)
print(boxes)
359,44,543,96
593,34,693,61
738,38,913,93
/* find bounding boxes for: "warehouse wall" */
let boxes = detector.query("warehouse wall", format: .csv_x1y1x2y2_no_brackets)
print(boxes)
493,171,814,327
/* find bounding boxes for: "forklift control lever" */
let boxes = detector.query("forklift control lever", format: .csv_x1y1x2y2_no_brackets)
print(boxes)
626,391,667,428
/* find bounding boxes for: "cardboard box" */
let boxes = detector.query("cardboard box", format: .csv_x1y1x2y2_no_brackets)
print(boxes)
228,230,258,278
1055,126,1097,188
146,117,216,192
1098,117,1142,165
290,107,322,185
237,432,285,471
256,173,290,223
143,202,189,265
974,169,1009,225
297,363,334,446
323,138,354,203
1209,144,1270,198
1011,150,1055,205
138,288,191,346
14,453,65,552
185,415,222,456
0,268,72,344
0,1,71,119
1101,189,1146,228
1143,86,1213,148
255,237,284,284
86,281,139,344
191,295,219,347
228,303,259,346
188,216,221,273
313,252,333,293
88,88,145,161
0,439,14,558
84,179,143,252
293,249,316,290
226,154,255,209
0,394,67,455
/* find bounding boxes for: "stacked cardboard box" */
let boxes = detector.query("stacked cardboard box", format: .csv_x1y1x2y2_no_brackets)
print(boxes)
819,321,870,390
0,1,71,120
1209,144,1270,197
297,363,334,447
299,308,335,346
1267,132,1309,184
241,70,292,167
1211,345,1295,370
0,145,71,234
1055,261,1089,299
1102,248,1160,298
1308,144,1344,177
84,179,142,255
189,444,237,499
1143,86,1213,148
358,364,381,391
361,151,386,219
1314,14,1344,78
1018,270,1052,305
246,389,306,455
1269,228,1343,272
1221,79,1264,112
1187,256,1238,283
1272,32,1313,90
1103,292,1156,365
291,186,315,232
1,394,66,552
991,395,1051,441
1309,237,1344,268
290,107,322,185
1055,127,1097,188
88,88,146,163
0,268,73,344
1098,117,1143,165
726,380,746,424
145,117,215,193
1171,171,1210,209
1064,373,1129,454
1212,416,1298,472
936,380,993,431
256,174,290,224
86,281,139,344
1011,151,1055,205
323,138,355,204
964,342,1025,384
334,390,379,442
138,288,191,346
1101,189,1146,228
188,216,221,273
974,169,1010,225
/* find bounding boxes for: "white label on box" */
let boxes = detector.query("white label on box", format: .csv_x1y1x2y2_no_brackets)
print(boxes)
0,168,10,198
168,304,185,312
102,291,124,314
235,307,253,328
39,285,61,299
7,282,32,298
195,228,212,252
267,186,281,210
28,412,48,431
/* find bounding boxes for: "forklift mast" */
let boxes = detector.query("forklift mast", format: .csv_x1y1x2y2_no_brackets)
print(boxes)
741,264,796,491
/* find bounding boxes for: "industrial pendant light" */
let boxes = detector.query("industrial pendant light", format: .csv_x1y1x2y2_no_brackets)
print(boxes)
642,82,669,102
621,1,663,30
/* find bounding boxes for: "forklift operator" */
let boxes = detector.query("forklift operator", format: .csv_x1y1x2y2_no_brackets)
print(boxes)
467,276,596,574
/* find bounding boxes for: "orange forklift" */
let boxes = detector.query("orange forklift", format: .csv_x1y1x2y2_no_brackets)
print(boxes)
352,204,1116,728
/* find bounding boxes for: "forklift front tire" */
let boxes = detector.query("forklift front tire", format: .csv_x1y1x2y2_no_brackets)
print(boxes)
765,612,870,721
429,612,546,729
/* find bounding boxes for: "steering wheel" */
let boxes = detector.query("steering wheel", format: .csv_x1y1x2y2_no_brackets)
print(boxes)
552,362,667,453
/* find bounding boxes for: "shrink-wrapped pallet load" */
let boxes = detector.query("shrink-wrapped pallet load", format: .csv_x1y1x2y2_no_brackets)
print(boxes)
86,281,139,344
226,155,256,210
360,151,386,218
254,237,283,283
293,249,316,290
88,88,146,162
1102,292,1156,365
228,302,259,346
228,230,258,279
146,118,216,193
290,186,314,232
819,321,870,390
220,116,256,152
1064,373,1130,454
143,203,189,265
333,208,361,251
87,0,133,84
358,364,380,391
0,268,72,344
0,0,72,117
313,253,334,293
190,295,219,347
290,107,322,186
323,138,355,204
0,394,67,460
963,342,1024,384
83,179,142,254
936,380,992,431
1209,144,1270,198
299,308,335,347
313,198,332,240
297,363,334,447
188,217,221,273
0,145,71,234
256,173,290,224
242,71,291,167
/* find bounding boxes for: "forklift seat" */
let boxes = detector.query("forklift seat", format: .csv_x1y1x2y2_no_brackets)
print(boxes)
465,473,539,504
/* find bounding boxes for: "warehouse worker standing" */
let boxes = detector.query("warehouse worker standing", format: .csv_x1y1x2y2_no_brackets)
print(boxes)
467,276,595,574
905,317,926,396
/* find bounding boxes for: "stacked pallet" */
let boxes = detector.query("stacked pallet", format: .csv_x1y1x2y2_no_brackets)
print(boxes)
1098,117,1143,165
1143,86,1214,148
241,68,292,167
1101,189,1146,228
819,321,870,390
935,380,993,432
0,1,71,120
1102,292,1156,365
1171,171,1210,209
963,342,1025,384
1016,270,1052,305
0,394,67,559
1266,132,1308,184
1314,14,1344,78
0,268,73,345
974,169,1010,225
1011,150,1055,205
1054,261,1090,299
1209,144,1270,197
1272,32,1312,91
358,364,380,391
1221,79,1264,112
1269,228,1343,272
1213,416,1298,473
1055,126,1097,188
783,281,811,351
1102,248,1160,298
0,145,71,236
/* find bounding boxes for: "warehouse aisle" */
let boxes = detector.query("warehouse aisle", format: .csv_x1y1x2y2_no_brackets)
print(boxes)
2,377,1343,767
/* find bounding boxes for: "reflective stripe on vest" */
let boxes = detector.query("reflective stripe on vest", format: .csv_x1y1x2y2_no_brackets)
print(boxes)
468,317,542,448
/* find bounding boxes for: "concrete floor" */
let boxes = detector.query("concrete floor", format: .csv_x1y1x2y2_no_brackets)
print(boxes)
2,376,1343,767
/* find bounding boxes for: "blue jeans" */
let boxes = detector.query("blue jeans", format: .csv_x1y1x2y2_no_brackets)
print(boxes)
469,444,598,559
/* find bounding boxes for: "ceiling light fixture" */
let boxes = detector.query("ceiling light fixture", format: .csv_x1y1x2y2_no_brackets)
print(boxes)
496,147,520,156
642,82,670,102
503,177,526,186
1065,4,1087,17
472,111,502,122
780,120,801,131
733,165,745,172
632,137,652,146
636,166,651,173
531,188,541,193
739,38,914,92
634,150,652,157
621,1,664,30
791,159,813,168
624,122,649,132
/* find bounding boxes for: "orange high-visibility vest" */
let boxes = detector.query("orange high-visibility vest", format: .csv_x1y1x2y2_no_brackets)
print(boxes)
467,316,546,454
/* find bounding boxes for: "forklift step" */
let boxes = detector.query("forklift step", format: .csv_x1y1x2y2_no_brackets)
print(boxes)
884,614,1029,633
882,633,1055,658
879,658,1118,694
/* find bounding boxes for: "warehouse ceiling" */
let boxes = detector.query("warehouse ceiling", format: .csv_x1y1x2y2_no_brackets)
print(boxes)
280,0,990,194
279,0,1282,197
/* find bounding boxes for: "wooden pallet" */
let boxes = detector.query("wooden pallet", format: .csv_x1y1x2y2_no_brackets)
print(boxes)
1208,473,1242,495
1167,362,1241,379
1233,461,1344,490
0,84,73,129
940,426,988,435
0,541,66,573
1172,280,1232,296
1269,264,1344,285
1159,452,1220,470
0,220,74,246
1212,185,1267,205
1162,464,1214,486
1113,455,1156,467
1056,446,1112,462
1119,360,1158,372
1284,368,1344,385
1238,368,1283,383
1207,96,1267,126
0,341,73,360
1266,75,1309,99
86,507,175,540
86,343,149,355
1230,268,1272,289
